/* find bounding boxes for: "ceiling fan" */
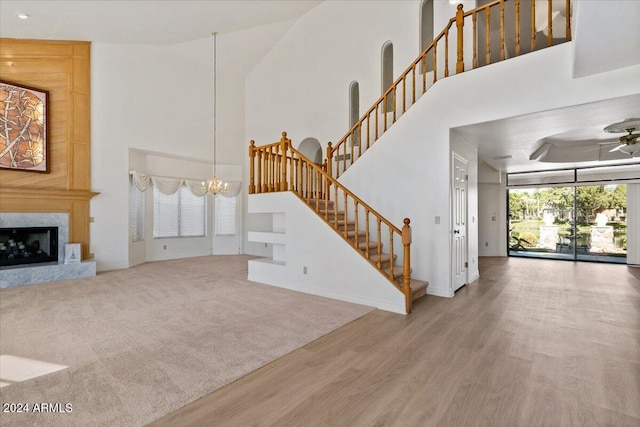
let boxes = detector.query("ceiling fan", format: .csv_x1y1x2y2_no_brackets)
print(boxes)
602,118,640,156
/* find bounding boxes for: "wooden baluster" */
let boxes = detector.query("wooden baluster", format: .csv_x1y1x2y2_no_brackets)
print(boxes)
500,0,505,61
257,149,263,193
444,27,450,77
280,132,288,191
264,149,269,192
547,0,553,46
531,0,536,51
350,128,354,164
389,227,395,280
249,141,256,194
375,104,379,141
366,115,371,149
289,150,294,192
392,86,397,123
472,11,478,69
333,185,339,229
315,169,320,209
354,201,359,250
343,193,348,240
402,76,407,114
485,7,491,65
456,4,465,74
411,64,416,105
433,44,438,83
297,157,302,197
365,210,370,260
422,54,427,93
358,124,362,158
324,179,330,221
376,219,382,268
306,163,311,198
342,140,347,173
326,142,333,178
267,147,272,192
565,0,571,42
515,0,521,56
383,96,388,131
273,146,277,192
402,218,412,314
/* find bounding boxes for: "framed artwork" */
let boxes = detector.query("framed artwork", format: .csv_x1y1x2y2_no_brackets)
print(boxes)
64,243,81,264
0,81,49,172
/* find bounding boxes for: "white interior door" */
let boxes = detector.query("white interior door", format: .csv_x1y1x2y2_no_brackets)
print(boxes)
452,153,468,291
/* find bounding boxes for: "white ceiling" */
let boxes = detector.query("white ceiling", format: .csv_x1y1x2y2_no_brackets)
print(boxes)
2,0,638,175
0,0,322,45
454,93,640,173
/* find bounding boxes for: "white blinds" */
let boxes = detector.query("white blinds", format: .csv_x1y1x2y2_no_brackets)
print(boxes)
153,185,206,238
215,196,237,236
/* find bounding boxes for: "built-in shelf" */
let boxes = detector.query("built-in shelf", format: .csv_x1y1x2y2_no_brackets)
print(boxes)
248,231,286,245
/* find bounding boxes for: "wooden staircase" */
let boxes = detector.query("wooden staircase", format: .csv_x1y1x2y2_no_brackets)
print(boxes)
249,133,424,313
309,198,428,304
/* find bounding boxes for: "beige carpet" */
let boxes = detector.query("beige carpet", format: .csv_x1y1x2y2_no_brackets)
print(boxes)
0,255,373,426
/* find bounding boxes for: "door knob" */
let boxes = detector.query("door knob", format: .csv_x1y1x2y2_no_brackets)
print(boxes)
453,230,460,234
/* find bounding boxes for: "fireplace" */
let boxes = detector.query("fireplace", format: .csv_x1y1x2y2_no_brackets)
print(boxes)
0,227,58,268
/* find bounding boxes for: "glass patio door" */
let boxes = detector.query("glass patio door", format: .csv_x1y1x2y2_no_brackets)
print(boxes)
507,184,627,264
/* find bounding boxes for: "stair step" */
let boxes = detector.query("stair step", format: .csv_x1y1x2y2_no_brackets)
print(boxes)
317,210,345,219
410,280,428,302
356,240,379,251
368,253,395,269
334,220,356,231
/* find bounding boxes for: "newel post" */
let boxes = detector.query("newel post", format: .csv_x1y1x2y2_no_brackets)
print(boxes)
402,218,412,314
280,131,288,191
455,4,465,74
249,140,256,194
326,142,333,178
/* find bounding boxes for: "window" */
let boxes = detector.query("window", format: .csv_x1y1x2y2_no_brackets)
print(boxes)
381,42,394,112
153,185,206,238
215,196,237,236
129,178,145,242
349,81,360,146
420,0,434,73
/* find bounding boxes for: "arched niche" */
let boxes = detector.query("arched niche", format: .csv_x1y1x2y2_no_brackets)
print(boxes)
381,41,394,112
297,137,323,164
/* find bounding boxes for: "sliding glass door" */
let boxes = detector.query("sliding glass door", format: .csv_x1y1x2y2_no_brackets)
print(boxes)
508,184,627,264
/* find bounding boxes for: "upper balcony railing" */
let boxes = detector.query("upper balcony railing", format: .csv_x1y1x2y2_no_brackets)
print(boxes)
327,0,572,178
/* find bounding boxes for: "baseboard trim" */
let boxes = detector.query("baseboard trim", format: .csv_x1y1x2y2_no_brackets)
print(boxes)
426,285,454,298
468,271,480,283
247,272,406,315
96,261,129,272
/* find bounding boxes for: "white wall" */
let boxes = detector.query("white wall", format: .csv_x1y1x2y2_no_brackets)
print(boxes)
245,0,640,297
627,184,640,266
478,183,507,257
248,192,406,314
91,20,296,271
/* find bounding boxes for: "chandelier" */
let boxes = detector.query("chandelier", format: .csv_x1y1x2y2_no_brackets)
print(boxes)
206,32,228,195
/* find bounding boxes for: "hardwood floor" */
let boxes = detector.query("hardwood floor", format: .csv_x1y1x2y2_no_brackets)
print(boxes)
151,257,640,426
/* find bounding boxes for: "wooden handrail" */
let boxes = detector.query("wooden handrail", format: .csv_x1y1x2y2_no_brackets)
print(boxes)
249,134,414,312
327,0,572,178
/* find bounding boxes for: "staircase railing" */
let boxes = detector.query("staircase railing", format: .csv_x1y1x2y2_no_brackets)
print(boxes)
327,0,572,178
249,132,414,313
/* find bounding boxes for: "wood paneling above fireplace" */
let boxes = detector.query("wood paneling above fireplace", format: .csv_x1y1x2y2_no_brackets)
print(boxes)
0,39,98,259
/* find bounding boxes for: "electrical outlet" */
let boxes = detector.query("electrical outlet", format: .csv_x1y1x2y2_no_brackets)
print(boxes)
485,242,489,247
303,266,308,275
89,217,94,223
435,216,440,224
163,245,167,250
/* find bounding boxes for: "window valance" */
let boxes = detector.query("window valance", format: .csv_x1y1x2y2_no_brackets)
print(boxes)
130,171,241,198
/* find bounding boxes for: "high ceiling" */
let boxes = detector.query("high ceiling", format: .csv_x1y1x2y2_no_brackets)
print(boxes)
0,0,322,45
2,1,638,174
